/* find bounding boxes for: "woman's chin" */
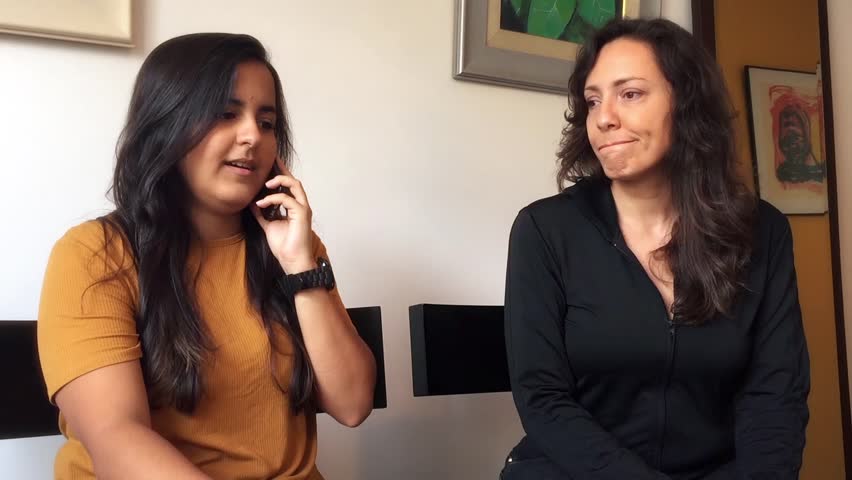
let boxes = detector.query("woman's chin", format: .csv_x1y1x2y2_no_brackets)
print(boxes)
212,195,256,216
602,166,633,182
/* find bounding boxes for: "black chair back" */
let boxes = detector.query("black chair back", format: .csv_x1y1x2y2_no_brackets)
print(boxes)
0,320,59,439
0,306,386,440
409,304,510,396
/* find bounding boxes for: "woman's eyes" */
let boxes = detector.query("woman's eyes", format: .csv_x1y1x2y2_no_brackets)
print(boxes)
218,112,275,131
585,90,644,108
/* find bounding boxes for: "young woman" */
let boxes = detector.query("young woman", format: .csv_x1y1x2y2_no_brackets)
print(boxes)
38,33,376,480
503,18,809,479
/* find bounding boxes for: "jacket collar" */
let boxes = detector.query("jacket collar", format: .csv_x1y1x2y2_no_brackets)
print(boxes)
564,176,620,243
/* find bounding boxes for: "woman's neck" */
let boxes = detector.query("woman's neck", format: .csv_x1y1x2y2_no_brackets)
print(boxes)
190,206,243,242
610,174,675,233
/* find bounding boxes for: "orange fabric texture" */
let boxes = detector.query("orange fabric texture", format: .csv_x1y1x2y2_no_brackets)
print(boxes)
38,220,333,480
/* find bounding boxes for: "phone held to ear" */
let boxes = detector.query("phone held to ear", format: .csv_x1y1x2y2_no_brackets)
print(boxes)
256,164,292,221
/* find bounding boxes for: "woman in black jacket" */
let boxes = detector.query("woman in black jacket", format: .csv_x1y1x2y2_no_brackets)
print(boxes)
502,18,809,480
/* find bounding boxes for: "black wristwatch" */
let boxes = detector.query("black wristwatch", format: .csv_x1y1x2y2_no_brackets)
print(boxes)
281,257,335,297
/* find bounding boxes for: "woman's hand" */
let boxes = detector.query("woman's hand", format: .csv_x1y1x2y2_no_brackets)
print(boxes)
251,159,316,273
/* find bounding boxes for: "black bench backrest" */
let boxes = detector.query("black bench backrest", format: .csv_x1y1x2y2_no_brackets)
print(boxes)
0,306,387,440
409,304,509,397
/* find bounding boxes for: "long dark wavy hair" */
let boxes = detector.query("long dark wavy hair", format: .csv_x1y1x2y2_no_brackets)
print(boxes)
98,33,316,413
558,18,756,325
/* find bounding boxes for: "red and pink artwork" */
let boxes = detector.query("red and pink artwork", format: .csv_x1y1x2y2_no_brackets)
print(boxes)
746,66,827,214
768,85,825,191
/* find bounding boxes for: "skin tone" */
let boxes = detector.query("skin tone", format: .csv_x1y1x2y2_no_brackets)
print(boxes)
55,61,375,479
583,38,677,317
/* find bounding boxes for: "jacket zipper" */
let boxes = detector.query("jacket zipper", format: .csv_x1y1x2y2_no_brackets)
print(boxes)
611,239,678,471
659,318,677,469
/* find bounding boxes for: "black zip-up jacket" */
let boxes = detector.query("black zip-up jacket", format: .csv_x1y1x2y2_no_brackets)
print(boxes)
504,178,810,479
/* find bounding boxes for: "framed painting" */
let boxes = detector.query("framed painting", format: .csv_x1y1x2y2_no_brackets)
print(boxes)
745,66,828,214
453,0,661,95
0,0,133,48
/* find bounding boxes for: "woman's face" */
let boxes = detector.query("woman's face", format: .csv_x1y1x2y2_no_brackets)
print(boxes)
584,38,675,184
180,61,279,217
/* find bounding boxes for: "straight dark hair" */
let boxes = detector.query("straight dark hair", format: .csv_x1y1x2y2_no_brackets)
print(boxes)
98,33,316,413
558,18,756,325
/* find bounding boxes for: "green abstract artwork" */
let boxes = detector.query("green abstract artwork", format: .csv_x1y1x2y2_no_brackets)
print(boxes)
501,0,618,43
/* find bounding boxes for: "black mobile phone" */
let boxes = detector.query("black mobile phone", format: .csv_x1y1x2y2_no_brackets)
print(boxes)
257,163,292,221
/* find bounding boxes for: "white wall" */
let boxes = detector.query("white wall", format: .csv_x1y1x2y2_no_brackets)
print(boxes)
827,0,852,412
661,0,692,32
0,1,688,478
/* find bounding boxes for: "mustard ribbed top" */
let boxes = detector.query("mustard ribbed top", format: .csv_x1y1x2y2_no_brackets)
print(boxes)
38,220,330,480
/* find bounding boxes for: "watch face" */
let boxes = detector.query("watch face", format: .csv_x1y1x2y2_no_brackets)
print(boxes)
318,257,335,289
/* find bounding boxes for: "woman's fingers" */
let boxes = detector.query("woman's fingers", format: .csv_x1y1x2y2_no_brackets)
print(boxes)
264,175,310,207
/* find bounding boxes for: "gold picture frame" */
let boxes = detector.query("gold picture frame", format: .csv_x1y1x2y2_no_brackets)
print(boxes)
0,0,133,48
453,0,661,94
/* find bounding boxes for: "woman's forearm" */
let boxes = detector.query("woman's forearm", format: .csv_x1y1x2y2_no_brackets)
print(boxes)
295,288,376,427
87,422,211,480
